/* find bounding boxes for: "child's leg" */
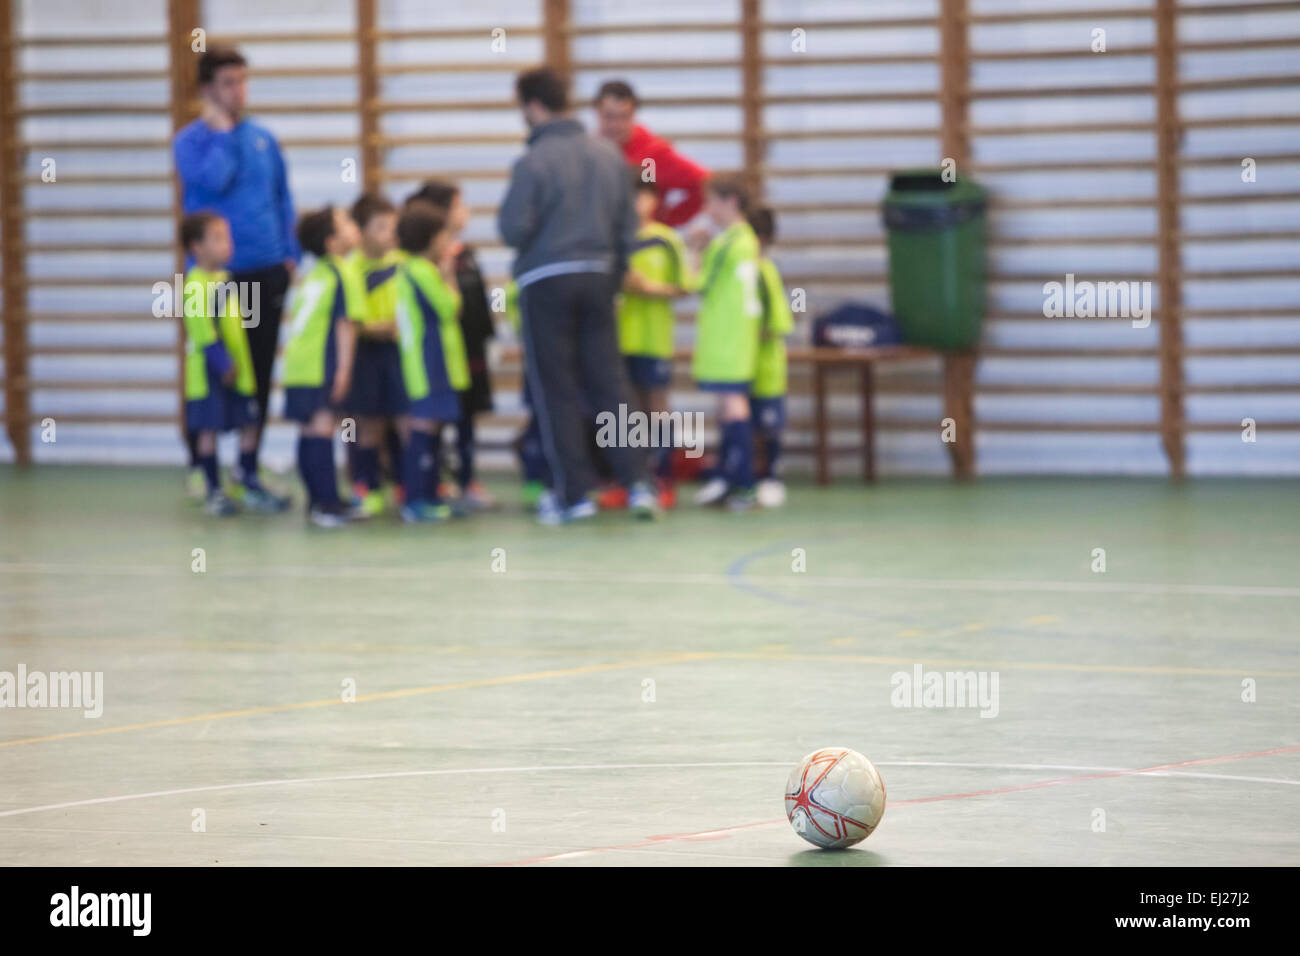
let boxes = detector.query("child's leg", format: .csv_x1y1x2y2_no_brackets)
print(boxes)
401,417,436,506
455,409,475,489
718,391,754,491
645,385,672,480
195,430,220,494
383,421,403,488
237,423,264,490
299,409,339,508
355,418,383,492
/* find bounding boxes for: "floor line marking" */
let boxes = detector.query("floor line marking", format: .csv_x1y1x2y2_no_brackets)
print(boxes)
1,756,1295,822
710,651,1300,678
3,561,1298,599
489,744,1300,865
0,652,718,749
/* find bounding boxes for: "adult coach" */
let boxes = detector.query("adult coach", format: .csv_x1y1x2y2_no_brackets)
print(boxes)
498,67,656,524
594,79,710,227
174,46,299,480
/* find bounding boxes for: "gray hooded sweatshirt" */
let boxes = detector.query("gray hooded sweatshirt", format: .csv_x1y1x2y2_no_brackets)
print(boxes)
497,117,636,288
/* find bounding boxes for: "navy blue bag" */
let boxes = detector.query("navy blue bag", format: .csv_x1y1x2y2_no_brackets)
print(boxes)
811,303,904,349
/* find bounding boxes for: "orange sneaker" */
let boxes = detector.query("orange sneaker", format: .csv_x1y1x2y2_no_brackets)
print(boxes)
656,479,677,510
596,484,629,509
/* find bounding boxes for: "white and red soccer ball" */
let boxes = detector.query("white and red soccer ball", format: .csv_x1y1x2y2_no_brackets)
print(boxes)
785,747,886,849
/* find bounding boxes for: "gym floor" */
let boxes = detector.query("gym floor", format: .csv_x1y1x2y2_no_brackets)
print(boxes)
1,466,1297,866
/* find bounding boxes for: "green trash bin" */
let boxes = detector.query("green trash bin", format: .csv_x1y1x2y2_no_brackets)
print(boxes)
882,170,988,350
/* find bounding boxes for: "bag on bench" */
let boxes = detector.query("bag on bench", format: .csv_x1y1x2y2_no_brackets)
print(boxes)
811,303,904,349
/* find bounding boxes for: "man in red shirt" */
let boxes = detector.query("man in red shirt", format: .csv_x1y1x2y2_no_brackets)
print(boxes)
594,80,710,228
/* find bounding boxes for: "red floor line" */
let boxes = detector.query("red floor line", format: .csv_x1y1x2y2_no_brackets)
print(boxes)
488,744,1300,866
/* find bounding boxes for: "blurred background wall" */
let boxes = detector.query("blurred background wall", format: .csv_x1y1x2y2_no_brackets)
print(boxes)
1,0,1297,475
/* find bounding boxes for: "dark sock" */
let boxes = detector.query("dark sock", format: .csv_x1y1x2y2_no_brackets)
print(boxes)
656,419,674,480
404,431,432,506
354,447,380,491
429,427,445,502
239,450,262,490
762,432,781,480
198,453,220,495
297,435,314,504
456,415,475,488
307,437,339,507
186,430,199,469
347,441,363,487
722,420,755,490
384,426,403,485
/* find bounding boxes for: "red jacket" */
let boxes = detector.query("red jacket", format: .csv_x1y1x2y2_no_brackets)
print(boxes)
622,124,710,227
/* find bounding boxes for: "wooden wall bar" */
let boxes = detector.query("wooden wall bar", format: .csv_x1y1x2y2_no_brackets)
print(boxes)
0,0,1297,472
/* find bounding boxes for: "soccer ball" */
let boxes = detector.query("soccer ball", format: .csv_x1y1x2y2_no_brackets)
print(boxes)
785,747,886,849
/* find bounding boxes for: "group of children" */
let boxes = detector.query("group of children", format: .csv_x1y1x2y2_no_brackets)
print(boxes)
181,172,793,525
614,173,793,511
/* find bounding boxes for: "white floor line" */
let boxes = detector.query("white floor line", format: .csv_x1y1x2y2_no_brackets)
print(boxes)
2,560,1297,598
1,759,1294,820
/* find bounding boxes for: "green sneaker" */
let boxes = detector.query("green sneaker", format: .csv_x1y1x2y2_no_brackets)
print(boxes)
521,480,545,509
186,468,208,501
360,489,386,517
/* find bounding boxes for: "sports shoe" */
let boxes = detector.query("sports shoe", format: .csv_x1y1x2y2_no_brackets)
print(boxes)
537,492,597,526
349,489,385,519
242,485,292,514
596,484,628,509
627,482,660,521
655,478,677,510
462,481,497,511
203,490,238,517
520,480,545,509
727,488,758,513
537,490,565,525
693,477,729,506
755,478,787,509
308,503,349,529
186,468,208,501
566,498,598,522
400,500,451,524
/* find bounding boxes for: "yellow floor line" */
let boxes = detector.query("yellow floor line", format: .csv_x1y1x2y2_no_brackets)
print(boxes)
712,651,1300,678
0,651,719,749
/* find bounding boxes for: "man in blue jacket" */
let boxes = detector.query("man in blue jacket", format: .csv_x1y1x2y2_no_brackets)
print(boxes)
174,46,299,484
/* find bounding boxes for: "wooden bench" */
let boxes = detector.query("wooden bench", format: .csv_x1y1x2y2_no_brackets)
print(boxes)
495,342,972,485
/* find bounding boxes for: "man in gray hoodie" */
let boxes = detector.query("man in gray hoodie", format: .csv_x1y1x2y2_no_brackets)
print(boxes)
499,67,657,523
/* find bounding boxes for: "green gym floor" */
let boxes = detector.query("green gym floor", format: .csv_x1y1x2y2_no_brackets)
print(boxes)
1,466,1297,866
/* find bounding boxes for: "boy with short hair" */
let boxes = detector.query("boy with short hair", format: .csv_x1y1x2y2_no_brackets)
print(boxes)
747,206,795,508
345,192,406,517
180,211,290,516
282,205,363,528
406,179,497,511
393,202,472,523
690,175,763,510
618,170,694,506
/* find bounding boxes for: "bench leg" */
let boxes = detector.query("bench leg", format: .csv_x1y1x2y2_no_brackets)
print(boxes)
861,363,876,483
943,351,976,480
813,362,829,485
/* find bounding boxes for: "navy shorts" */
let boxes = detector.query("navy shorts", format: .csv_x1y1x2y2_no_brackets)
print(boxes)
696,379,752,395
624,354,672,389
408,389,461,424
186,388,259,433
347,339,408,417
284,385,333,424
750,395,787,433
